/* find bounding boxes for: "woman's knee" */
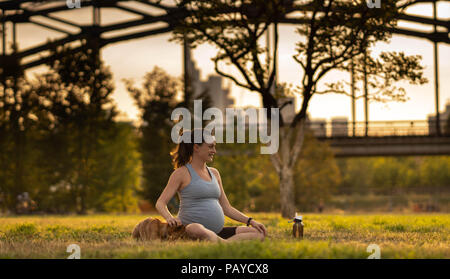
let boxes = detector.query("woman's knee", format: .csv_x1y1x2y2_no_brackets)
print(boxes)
185,223,208,237
252,230,265,240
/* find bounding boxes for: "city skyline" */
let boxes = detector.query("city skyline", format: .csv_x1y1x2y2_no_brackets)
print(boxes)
14,1,450,124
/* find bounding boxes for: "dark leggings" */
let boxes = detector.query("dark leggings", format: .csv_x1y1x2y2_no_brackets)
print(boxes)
217,226,237,239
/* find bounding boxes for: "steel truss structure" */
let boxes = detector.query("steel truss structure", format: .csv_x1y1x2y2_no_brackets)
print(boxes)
0,0,448,70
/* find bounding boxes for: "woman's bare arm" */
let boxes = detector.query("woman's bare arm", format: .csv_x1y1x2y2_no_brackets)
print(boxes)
155,168,184,226
211,167,268,236
210,168,250,224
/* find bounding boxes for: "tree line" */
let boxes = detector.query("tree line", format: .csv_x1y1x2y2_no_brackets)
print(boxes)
0,56,448,214
0,41,141,214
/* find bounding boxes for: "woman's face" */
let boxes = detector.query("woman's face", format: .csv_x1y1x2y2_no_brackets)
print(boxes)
194,140,217,163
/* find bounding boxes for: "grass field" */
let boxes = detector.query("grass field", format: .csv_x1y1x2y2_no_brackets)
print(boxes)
0,213,448,259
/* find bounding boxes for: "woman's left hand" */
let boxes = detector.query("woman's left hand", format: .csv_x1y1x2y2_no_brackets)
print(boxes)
250,219,267,236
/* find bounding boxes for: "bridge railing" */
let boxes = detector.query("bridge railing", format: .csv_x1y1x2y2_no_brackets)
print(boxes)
307,120,450,138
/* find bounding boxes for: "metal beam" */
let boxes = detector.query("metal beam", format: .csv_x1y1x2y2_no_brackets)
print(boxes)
1,9,6,55
280,18,450,43
17,32,90,59
40,13,82,29
398,13,450,30
385,27,450,44
0,0,448,72
433,0,441,136
114,3,155,18
135,0,178,12
28,19,73,35
101,25,172,45
0,0,29,10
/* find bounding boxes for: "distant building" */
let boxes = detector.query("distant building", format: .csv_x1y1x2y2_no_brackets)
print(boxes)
427,101,450,135
185,46,234,114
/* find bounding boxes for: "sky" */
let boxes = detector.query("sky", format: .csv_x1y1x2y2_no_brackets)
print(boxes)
8,1,450,124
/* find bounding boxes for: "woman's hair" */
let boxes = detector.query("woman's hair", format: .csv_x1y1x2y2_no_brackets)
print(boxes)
170,128,212,169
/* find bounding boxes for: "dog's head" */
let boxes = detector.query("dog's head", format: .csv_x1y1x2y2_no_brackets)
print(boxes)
132,217,186,241
163,222,186,240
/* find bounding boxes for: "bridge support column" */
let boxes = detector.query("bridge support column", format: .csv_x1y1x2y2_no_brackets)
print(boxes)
433,0,441,136
1,9,5,55
1,9,5,88
183,35,190,103
363,51,369,137
351,58,356,137
12,20,18,113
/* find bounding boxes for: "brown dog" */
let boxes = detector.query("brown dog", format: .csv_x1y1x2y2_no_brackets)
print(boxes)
132,217,187,241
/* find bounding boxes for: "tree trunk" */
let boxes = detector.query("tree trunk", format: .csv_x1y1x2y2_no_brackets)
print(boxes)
279,166,296,218
270,119,306,219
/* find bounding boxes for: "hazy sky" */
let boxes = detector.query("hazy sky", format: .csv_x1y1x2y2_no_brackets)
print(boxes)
10,1,450,123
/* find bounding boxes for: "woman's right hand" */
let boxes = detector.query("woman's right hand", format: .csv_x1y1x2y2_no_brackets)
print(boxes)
166,216,182,227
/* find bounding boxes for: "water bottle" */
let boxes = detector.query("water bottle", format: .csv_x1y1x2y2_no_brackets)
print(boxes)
292,214,303,239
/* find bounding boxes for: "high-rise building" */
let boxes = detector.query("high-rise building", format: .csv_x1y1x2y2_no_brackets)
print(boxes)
427,101,450,135
185,46,234,114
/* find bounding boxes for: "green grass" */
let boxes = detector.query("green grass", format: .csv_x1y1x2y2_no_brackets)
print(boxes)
0,213,448,259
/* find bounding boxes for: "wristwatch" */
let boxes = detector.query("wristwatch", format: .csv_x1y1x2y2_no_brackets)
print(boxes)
246,217,253,226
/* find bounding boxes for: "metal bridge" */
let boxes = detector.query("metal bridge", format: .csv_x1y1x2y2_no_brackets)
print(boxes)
217,119,450,157
1,0,449,70
309,119,450,157
324,135,450,157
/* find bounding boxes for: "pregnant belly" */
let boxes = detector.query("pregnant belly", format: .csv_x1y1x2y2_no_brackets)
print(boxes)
178,199,225,233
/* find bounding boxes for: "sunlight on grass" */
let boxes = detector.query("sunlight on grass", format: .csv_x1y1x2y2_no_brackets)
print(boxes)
0,213,448,259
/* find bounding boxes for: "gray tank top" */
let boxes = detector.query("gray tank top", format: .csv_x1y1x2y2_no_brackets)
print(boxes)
177,163,225,233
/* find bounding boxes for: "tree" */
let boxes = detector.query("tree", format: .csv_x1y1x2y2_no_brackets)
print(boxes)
0,75,52,213
294,131,341,212
43,39,119,214
93,121,142,213
335,157,374,195
124,66,181,211
420,156,450,192
172,0,428,218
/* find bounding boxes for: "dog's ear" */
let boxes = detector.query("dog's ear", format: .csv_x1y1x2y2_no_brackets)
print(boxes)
138,218,151,240
137,218,157,241
133,218,154,240
131,222,141,239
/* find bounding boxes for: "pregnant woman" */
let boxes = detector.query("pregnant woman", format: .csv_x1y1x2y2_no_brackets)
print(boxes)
155,129,267,242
